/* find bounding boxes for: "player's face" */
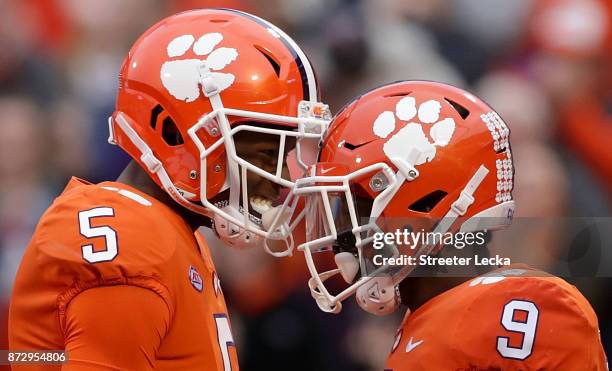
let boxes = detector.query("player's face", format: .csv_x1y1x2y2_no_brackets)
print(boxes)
233,127,296,215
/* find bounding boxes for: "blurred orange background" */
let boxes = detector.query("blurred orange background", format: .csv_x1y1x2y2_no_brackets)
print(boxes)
0,0,610,370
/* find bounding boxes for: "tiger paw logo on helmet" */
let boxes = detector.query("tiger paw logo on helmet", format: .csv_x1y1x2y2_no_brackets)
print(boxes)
372,97,456,165
161,33,238,102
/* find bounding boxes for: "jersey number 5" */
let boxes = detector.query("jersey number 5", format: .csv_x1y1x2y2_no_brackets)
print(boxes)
496,300,539,360
214,314,236,371
78,207,118,263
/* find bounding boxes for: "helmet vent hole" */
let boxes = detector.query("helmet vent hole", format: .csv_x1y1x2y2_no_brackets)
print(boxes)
161,117,184,146
384,91,412,98
444,98,470,119
408,190,448,212
150,104,163,130
255,46,281,78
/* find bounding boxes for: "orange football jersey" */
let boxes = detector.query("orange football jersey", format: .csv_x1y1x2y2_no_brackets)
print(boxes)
385,266,608,371
9,178,239,370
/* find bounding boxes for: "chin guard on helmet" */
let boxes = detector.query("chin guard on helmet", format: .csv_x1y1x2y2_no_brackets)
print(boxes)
355,275,401,315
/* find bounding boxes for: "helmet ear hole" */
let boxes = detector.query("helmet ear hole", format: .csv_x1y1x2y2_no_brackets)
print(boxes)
150,104,163,130
162,116,184,146
408,190,448,213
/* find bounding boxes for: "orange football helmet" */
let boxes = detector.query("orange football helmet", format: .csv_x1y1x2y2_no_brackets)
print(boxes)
108,9,330,251
273,81,515,314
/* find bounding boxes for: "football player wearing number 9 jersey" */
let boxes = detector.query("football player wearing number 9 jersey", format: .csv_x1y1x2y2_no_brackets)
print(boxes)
270,81,608,370
9,9,329,371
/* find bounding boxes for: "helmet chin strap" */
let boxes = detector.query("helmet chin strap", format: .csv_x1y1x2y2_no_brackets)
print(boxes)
355,275,400,315
353,165,490,316
212,211,261,249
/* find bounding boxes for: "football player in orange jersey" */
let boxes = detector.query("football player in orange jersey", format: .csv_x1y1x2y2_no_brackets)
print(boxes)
269,81,608,369
8,8,330,371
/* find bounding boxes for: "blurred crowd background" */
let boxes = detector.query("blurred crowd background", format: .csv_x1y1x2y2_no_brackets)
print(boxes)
0,0,611,370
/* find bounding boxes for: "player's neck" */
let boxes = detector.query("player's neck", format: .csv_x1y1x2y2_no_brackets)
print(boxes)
398,276,472,312
398,247,494,312
116,161,168,203
115,161,210,231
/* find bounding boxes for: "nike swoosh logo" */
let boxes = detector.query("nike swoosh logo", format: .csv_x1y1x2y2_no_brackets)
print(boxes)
320,167,336,174
405,337,423,353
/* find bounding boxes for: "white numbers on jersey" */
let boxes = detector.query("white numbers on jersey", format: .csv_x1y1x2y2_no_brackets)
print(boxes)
496,300,539,360
214,314,236,371
78,207,118,263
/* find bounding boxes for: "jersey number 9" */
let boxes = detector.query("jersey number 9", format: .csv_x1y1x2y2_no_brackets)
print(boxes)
496,299,539,360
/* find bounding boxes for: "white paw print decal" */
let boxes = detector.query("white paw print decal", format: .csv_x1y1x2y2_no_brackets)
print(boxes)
373,97,456,166
160,33,238,102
